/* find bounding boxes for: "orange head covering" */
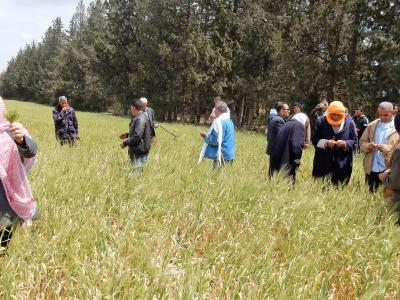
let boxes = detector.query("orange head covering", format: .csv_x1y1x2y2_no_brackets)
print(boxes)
326,101,346,126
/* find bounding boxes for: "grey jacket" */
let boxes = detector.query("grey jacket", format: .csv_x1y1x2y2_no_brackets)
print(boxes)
0,135,37,227
123,112,152,157
384,144,400,202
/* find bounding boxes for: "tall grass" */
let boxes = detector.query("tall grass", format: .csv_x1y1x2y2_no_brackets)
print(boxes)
1,100,399,298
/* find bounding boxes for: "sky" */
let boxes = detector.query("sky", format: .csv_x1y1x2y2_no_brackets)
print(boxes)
0,0,92,71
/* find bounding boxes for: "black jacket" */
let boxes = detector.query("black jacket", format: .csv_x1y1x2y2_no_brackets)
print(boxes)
52,105,78,139
266,115,286,155
270,119,305,176
124,112,152,157
144,107,156,137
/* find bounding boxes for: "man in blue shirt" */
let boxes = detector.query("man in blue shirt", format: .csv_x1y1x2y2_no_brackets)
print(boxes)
199,102,235,169
360,102,398,192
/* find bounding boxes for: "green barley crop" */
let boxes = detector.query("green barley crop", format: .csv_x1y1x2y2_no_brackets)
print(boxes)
0,99,399,298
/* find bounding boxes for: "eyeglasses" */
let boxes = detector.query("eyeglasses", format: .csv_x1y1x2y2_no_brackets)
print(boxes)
282,109,290,111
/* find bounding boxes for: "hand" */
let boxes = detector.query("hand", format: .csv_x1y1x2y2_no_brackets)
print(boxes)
154,123,159,128
375,144,385,152
9,122,25,144
378,169,390,182
326,140,336,149
315,104,321,109
200,131,207,138
62,106,68,111
119,133,128,140
335,140,347,148
120,141,127,149
367,143,376,150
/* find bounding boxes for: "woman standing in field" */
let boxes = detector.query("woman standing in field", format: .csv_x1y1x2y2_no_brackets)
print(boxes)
312,101,357,185
0,97,39,250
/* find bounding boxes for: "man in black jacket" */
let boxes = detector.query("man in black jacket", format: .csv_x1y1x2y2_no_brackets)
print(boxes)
52,96,79,145
120,99,152,173
267,102,290,176
140,97,158,142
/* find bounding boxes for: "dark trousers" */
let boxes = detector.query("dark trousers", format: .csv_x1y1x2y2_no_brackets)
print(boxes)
0,226,13,249
365,171,384,193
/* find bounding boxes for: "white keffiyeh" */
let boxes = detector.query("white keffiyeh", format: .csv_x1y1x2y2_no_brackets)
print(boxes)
198,113,230,164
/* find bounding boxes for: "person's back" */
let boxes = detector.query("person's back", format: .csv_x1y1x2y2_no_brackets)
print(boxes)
266,115,285,155
128,112,152,158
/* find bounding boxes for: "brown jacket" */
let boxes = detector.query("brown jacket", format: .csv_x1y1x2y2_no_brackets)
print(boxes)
360,118,399,174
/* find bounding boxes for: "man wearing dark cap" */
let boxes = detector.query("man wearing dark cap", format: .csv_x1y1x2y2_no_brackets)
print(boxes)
119,99,152,173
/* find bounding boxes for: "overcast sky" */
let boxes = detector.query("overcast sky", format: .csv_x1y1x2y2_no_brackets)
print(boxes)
0,0,92,71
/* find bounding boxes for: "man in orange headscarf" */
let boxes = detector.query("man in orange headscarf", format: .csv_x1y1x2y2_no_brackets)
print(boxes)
311,101,358,185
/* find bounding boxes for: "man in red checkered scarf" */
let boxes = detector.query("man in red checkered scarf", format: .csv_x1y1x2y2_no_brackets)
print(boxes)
0,97,38,250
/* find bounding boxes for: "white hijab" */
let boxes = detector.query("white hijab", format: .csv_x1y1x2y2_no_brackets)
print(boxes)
198,112,230,164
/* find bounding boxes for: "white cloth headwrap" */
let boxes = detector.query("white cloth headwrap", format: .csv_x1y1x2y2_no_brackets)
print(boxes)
198,112,230,164
292,112,308,126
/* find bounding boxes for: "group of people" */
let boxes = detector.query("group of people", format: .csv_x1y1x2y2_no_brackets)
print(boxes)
267,99,400,223
2,92,400,253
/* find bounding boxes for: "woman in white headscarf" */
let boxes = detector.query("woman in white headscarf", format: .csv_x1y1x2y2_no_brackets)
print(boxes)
0,97,38,250
269,113,308,181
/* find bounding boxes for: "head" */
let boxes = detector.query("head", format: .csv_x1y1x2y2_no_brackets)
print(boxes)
214,96,222,105
354,107,363,117
140,97,148,108
276,102,290,118
59,96,68,109
394,105,398,115
293,102,302,114
130,99,144,116
378,102,394,123
320,100,329,111
214,102,229,118
326,101,346,126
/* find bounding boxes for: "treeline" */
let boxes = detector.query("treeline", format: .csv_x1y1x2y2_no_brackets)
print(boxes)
1,0,399,127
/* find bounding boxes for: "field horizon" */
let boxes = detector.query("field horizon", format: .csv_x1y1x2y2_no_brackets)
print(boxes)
1,99,399,298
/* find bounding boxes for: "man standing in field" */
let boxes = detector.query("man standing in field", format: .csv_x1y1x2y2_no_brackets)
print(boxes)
266,102,290,176
199,102,235,168
292,102,311,149
269,112,308,182
52,96,79,145
312,101,357,186
140,97,158,142
360,102,398,193
352,107,369,147
120,99,152,173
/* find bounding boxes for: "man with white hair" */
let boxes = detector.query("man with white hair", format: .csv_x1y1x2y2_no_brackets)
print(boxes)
209,96,230,123
199,102,235,169
140,97,158,141
360,101,398,192
52,95,79,145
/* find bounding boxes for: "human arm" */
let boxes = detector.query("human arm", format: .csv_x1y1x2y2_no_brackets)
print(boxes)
204,128,218,146
123,117,145,147
72,110,78,134
359,124,374,153
383,148,400,190
290,124,305,163
52,108,66,123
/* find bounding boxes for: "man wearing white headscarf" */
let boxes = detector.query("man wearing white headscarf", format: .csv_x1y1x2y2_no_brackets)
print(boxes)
269,113,308,181
199,102,235,169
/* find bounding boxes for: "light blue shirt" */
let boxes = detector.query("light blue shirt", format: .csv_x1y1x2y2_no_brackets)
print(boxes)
371,119,395,172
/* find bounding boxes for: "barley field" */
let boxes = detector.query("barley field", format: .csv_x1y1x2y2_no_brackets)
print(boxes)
1,100,400,299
